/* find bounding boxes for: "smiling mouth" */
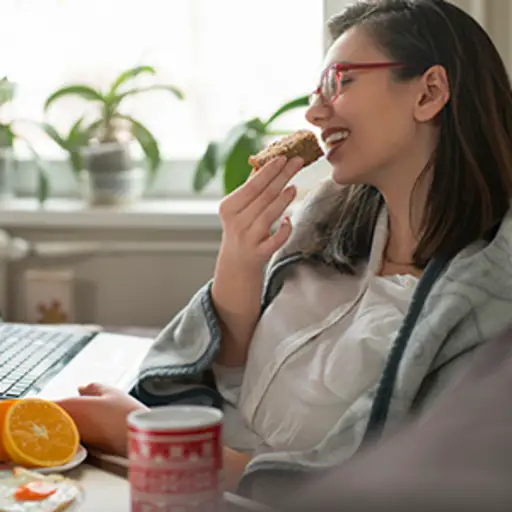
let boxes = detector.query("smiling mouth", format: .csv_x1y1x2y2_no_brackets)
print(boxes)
324,130,350,149
324,130,350,161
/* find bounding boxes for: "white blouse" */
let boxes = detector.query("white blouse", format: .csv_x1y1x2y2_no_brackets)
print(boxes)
214,211,418,454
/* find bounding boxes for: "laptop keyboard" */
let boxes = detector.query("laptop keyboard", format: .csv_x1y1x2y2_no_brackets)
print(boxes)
0,323,95,399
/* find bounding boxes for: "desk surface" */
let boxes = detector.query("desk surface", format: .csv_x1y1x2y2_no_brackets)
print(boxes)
68,462,270,511
69,463,130,510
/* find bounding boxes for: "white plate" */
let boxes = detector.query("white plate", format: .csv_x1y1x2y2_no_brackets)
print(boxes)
0,445,88,476
35,445,88,474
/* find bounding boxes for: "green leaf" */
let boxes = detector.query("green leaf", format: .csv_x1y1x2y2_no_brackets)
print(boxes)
40,118,102,179
67,117,86,144
40,121,80,178
0,124,15,147
246,118,267,134
193,142,219,192
119,115,161,184
264,95,309,128
108,66,156,97
36,166,50,205
40,123,67,149
68,119,103,178
265,129,293,137
217,122,249,163
70,118,102,146
69,150,83,177
223,132,263,194
217,118,264,164
67,126,85,177
25,141,50,204
44,85,104,111
116,85,184,105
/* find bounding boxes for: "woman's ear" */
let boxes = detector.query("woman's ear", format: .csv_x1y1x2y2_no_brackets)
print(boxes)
414,65,450,122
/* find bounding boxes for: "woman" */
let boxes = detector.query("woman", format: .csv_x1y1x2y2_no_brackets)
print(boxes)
59,0,512,502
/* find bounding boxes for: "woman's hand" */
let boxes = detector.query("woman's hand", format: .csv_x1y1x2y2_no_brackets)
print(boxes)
223,447,253,492
215,155,304,274
57,384,252,490
212,156,304,367
56,383,147,457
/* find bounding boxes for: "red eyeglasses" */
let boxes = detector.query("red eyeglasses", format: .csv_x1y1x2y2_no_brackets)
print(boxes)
309,62,404,105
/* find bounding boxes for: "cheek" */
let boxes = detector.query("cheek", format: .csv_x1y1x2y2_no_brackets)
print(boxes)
333,86,393,131
373,102,416,153
339,92,413,150
332,93,387,152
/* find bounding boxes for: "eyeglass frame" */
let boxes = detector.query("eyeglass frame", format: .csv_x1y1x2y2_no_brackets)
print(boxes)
310,62,405,106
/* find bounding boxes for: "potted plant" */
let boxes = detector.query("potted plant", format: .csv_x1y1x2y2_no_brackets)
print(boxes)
193,95,309,195
0,78,16,202
43,66,184,206
0,77,50,204
40,117,100,184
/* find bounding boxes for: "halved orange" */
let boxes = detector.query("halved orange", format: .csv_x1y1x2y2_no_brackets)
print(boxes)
2,398,80,468
0,400,18,461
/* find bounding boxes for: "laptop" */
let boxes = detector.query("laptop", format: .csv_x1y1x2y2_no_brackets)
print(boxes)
0,322,155,401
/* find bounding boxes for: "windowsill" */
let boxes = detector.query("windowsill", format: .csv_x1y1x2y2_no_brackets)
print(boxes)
0,197,224,230
0,196,306,231
2,154,328,231
0,196,309,231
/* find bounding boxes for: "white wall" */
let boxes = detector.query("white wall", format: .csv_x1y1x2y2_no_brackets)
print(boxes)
6,225,221,328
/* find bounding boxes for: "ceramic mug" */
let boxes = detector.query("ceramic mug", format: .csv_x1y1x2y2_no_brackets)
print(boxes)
128,405,224,511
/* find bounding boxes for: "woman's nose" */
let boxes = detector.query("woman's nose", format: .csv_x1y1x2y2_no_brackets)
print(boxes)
305,97,332,127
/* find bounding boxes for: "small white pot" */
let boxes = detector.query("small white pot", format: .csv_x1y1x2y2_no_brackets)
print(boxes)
81,167,146,206
0,80,16,105
0,147,15,203
81,142,146,206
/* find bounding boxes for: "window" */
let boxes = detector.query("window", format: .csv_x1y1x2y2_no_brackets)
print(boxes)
2,0,327,198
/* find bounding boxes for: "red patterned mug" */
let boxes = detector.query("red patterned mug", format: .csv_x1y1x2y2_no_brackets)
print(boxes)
128,405,224,511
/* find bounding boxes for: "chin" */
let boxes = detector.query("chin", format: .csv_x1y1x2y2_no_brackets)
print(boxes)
330,163,369,186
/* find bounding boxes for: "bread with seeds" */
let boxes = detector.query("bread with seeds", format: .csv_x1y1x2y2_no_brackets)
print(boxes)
248,130,324,170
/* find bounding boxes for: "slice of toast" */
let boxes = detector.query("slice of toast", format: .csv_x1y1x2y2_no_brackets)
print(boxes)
0,467,83,511
248,130,324,170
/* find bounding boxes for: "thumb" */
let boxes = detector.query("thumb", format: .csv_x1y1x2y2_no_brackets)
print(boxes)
78,382,110,397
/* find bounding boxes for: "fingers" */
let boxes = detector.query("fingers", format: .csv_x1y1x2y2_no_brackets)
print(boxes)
239,157,303,228
78,382,111,397
223,447,253,492
249,185,297,243
220,156,302,217
222,156,286,215
56,394,99,407
214,154,302,269
257,216,293,257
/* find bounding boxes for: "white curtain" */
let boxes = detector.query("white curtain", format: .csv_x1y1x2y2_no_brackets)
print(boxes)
0,0,324,160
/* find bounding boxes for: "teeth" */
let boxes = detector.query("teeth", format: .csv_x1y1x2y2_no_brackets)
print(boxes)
325,131,349,147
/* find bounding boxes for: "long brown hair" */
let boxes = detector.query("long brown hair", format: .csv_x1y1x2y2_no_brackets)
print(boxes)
311,0,512,273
